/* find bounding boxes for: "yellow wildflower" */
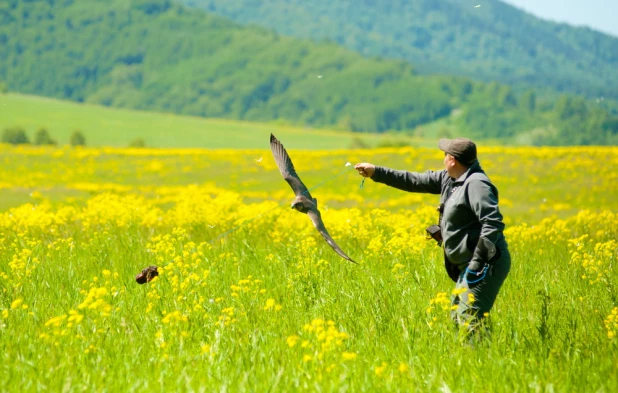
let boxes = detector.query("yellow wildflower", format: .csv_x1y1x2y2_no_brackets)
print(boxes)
162,310,188,325
10,298,23,309
605,307,618,339
286,335,300,348
375,362,388,377
264,298,276,311
342,352,357,361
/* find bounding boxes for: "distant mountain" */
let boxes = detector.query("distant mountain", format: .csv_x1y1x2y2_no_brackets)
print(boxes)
0,0,616,145
183,0,618,100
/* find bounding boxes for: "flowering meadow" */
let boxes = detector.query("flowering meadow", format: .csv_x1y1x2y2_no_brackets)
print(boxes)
0,143,617,391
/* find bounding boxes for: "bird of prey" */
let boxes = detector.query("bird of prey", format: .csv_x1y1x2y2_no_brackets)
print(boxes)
270,133,356,263
135,265,159,284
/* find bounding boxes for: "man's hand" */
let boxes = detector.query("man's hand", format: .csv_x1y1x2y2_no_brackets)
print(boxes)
354,163,375,178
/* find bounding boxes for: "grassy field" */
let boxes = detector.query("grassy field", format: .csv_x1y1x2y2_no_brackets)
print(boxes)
0,144,617,391
0,93,429,149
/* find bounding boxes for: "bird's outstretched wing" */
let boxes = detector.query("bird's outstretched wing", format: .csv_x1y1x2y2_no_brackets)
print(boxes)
307,209,356,264
270,134,311,198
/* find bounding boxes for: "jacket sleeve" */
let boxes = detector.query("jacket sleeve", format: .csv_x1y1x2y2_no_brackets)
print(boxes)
467,178,505,266
371,166,444,194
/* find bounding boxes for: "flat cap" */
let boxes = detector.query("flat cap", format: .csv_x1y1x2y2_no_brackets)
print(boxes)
438,138,477,165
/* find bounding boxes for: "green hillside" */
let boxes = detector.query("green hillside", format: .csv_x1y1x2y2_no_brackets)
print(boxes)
0,93,427,149
184,0,618,101
0,0,464,133
0,0,616,145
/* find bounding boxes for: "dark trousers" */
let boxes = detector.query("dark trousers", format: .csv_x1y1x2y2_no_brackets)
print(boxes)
450,250,511,331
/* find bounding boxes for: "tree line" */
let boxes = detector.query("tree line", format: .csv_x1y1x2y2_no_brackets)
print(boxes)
1,125,148,148
1,127,85,146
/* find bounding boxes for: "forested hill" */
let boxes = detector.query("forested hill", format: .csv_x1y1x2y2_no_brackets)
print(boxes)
0,0,471,133
0,0,617,145
183,0,618,101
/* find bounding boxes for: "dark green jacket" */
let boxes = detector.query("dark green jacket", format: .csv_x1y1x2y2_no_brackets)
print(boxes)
372,161,508,269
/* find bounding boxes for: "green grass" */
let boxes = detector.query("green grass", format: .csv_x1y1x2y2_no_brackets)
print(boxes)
0,93,434,149
0,141,617,391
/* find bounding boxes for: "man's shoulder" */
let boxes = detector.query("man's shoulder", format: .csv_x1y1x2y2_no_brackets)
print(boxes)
466,171,491,183
465,172,499,196
464,171,497,192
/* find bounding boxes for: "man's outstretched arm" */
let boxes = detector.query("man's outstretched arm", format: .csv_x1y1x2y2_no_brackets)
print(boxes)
355,163,445,194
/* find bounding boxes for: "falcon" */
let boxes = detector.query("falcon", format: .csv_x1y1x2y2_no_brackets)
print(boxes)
270,134,356,263
135,265,159,284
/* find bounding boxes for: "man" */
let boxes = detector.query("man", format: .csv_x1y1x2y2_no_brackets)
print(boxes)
355,138,511,333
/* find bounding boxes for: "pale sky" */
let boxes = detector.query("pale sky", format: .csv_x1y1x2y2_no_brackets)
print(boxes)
501,0,618,37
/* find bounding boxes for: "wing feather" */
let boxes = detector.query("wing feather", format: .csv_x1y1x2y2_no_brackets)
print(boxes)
270,134,311,198
307,209,356,264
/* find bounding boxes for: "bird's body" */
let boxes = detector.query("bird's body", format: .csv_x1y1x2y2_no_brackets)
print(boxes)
270,133,356,263
291,194,315,213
